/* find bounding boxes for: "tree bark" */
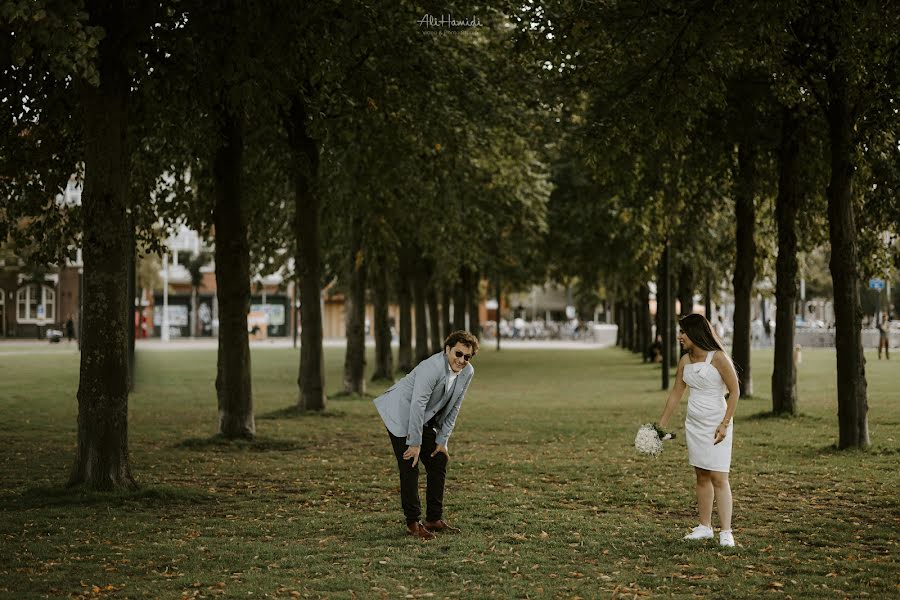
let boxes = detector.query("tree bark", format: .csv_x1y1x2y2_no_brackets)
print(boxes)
494,274,502,351
660,245,671,389
127,224,135,392
427,283,442,354
772,108,801,415
441,287,453,340
678,265,694,318
342,224,366,395
615,299,623,347
826,63,869,448
287,95,326,410
632,298,641,352
732,141,757,397
623,298,634,351
397,258,413,373
669,281,679,366
371,261,393,381
453,270,468,331
70,11,136,488
413,261,430,363
213,108,254,438
638,284,651,355
468,271,481,339
704,277,713,322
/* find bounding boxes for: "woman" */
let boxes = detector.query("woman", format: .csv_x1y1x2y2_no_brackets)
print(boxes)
658,313,740,547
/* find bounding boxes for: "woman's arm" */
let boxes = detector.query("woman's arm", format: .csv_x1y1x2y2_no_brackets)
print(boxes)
658,354,689,429
713,352,741,444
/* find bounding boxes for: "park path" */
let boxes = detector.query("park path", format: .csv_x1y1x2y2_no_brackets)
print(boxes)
0,337,613,353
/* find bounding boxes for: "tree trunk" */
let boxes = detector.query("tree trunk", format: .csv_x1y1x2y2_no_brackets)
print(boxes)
371,261,393,381
213,109,254,438
632,298,641,352
342,224,366,395
615,299,624,347
70,16,136,488
637,289,646,356
468,271,481,339
638,284,651,355
826,64,869,448
732,141,757,397
287,95,326,410
660,245,671,389
453,270,467,331
494,274,502,351
678,265,694,318
441,287,453,340
397,258,413,373
704,277,713,321
127,225,135,392
658,250,678,366
669,283,679,366
772,108,801,416
427,283,442,353
190,285,198,338
413,262,430,363
623,298,634,351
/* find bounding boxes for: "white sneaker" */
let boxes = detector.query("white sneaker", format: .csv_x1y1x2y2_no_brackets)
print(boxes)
719,530,736,547
683,525,714,540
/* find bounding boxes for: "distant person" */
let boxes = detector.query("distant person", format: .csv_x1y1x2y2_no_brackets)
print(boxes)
645,335,663,363
373,330,478,540
65,316,75,343
513,316,525,339
877,313,890,360
715,316,725,340
657,314,741,547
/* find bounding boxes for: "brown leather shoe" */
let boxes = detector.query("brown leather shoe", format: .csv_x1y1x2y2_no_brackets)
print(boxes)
423,519,460,533
406,522,436,540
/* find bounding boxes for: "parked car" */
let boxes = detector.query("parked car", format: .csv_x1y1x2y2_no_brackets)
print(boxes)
46,328,63,343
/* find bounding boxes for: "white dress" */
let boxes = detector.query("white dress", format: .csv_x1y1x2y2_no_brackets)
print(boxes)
683,350,733,472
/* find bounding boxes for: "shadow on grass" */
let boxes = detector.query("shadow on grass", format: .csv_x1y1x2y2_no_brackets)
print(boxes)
746,410,822,421
800,442,900,457
330,391,377,401
256,405,347,420
175,434,306,452
0,484,212,511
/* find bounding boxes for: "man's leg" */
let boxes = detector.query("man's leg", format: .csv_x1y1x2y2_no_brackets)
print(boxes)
418,425,447,523
387,430,421,525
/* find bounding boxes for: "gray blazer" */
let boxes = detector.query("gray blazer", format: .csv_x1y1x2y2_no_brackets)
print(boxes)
374,352,474,448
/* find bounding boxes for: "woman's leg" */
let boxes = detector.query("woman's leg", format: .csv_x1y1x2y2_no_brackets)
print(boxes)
710,471,733,530
694,467,713,527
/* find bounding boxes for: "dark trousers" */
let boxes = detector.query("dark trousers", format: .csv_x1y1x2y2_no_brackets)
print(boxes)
387,423,448,525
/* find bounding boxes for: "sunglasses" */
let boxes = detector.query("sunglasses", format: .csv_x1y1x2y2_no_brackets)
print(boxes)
452,350,473,361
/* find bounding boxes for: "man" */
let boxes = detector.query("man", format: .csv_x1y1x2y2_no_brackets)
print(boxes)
877,313,890,360
65,316,75,343
374,330,478,540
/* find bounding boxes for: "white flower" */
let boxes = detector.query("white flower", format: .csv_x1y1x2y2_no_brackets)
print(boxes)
635,424,663,457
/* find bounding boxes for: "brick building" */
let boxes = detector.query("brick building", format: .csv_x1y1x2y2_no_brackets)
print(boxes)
0,250,82,340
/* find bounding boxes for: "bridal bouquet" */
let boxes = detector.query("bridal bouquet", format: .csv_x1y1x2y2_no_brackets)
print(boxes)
634,423,676,457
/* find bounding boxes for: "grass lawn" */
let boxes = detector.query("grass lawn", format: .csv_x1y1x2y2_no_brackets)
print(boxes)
1,343,898,599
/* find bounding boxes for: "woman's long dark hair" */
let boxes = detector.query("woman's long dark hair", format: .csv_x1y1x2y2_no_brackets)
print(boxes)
679,313,725,353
